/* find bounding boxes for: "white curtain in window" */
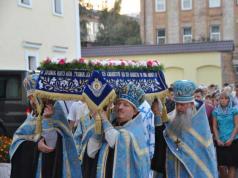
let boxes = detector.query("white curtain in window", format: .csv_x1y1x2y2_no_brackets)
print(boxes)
209,0,220,7
184,27,191,35
182,0,192,9
156,0,166,11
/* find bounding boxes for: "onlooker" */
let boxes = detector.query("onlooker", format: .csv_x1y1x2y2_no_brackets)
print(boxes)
212,92,238,178
67,100,90,131
165,87,175,113
194,88,204,109
208,84,218,95
232,84,238,109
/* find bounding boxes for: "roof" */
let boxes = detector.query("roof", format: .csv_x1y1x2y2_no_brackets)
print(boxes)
81,40,234,57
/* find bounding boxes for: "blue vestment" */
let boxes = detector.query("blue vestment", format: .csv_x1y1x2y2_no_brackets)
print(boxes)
139,100,155,160
10,112,37,159
164,104,218,178
73,114,93,156
10,101,82,178
82,113,150,178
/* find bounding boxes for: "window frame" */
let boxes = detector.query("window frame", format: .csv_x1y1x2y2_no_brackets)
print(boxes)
24,51,39,72
210,25,220,41
155,0,166,12
183,27,192,43
181,0,192,11
52,0,64,17
157,28,166,44
18,0,32,9
208,0,221,8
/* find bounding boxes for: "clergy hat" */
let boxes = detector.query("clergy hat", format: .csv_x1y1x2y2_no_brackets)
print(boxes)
117,83,145,109
173,80,196,103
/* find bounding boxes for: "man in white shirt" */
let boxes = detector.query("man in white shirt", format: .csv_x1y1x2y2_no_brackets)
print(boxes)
67,100,90,131
58,100,75,118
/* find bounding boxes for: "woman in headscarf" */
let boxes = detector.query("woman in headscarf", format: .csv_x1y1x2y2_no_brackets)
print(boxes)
213,91,238,178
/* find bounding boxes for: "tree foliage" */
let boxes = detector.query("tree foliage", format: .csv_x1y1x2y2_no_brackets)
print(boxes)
95,0,141,45
79,0,94,43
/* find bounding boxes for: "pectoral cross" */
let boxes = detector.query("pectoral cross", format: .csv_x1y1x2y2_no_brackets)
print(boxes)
175,138,181,151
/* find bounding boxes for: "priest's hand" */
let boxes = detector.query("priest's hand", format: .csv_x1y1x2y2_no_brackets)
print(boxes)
43,104,54,118
100,110,108,121
38,138,54,153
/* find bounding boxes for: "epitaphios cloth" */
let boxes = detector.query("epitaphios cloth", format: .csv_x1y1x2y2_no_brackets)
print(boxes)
35,59,168,111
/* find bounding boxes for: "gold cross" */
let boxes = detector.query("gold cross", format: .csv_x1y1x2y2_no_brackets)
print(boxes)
175,138,181,151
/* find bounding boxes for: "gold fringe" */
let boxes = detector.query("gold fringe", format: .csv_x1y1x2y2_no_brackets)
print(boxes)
144,90,168,103
161,95,169,123
32,93,44,135
82,90,117,112
145,90,169,123
83,90,116,134
35,90,83,101
94,114,102,134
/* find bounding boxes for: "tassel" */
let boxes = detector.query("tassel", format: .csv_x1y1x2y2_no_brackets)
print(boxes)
95,113,102,134
35,115,42,135
161,94,169,123
33,93,43,135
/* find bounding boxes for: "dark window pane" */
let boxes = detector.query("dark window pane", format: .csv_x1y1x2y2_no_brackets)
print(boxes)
0,76,21,99
0,80,6,98
158,29,165,36
21,0,30,5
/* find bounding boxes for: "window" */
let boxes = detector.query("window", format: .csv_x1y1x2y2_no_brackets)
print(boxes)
0,76,21,99
25,51,39,71
52,0,63,16
210,25,220,41
157,29,166,44
209,0,221,8
233,64,238,74
183,27,192,43
156,0,166,12
21,0,30,5
18,0,32,8
181,0,192,10
28,56,37,71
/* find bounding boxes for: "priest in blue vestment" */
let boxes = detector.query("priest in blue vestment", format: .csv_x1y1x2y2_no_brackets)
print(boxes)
10,74,81,178
81,83,150,178
162,80,218,178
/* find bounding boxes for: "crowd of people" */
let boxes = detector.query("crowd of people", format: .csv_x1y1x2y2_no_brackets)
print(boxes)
4,74,238,178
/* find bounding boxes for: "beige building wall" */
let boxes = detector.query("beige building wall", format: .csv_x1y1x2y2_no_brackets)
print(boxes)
141,0,237,44
0,0,80,71
84,52,222,87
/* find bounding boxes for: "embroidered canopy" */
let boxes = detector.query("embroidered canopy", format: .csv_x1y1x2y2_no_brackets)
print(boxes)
35,58,168,111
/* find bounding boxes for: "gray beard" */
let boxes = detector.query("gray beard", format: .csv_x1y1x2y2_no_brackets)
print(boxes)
168,108,193,138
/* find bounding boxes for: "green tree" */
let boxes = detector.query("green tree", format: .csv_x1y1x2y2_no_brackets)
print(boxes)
96,0,141,45
79,0,93,45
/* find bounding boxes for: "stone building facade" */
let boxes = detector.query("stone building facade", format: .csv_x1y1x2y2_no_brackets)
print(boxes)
140,0,238,82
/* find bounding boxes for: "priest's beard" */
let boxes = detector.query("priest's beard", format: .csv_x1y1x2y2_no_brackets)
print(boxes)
169,108,193,138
